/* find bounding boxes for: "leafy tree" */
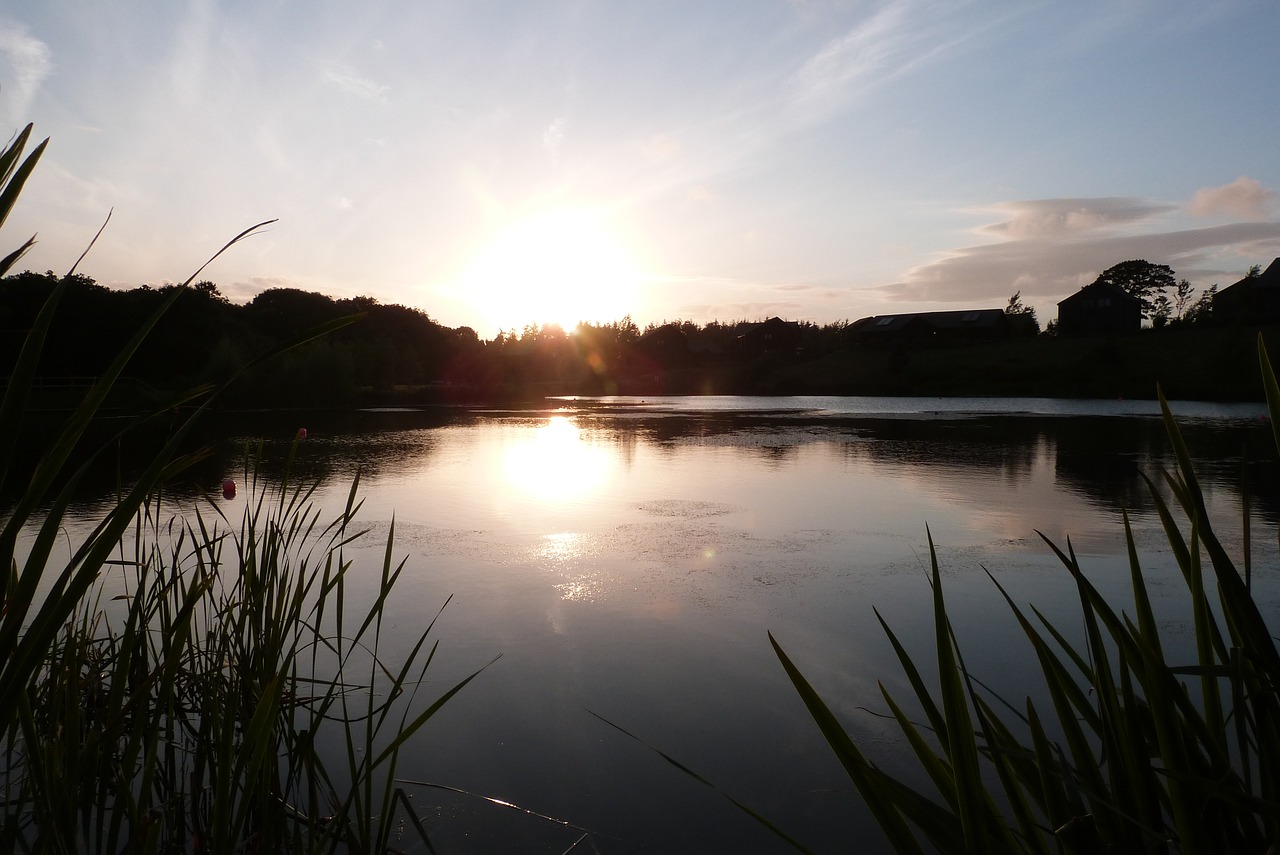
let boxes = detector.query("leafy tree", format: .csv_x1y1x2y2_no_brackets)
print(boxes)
1247,263,1262,278
192,279,228,303
1092,259,1175,320
1150,293,1172,328
1172,278,1195,320
1004,290,1040,334
1182,283,1217,325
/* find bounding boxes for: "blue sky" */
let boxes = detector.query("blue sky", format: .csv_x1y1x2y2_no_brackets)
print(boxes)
2,1,1278,337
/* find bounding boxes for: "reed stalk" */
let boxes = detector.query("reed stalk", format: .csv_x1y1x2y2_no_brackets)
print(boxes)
771,341,1280,852
0,124,484,851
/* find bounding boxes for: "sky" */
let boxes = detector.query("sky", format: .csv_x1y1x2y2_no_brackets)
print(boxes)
2,1,1279,339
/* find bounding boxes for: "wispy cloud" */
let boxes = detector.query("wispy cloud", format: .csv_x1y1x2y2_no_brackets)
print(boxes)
543,116,565,161
787,3,915,122
640,133,681,163
792,7,903,100
1188,177,1274,220
685,185,714,205
226,275,300,304
786,1,1007,125
321,65,389,103
0,21,51,124
881,196,1280,308
977,198,1175,240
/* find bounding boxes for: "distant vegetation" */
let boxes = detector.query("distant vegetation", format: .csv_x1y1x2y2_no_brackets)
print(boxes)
3,268,1276,405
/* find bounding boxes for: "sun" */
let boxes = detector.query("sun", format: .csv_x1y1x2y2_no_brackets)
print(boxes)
459,209,642,334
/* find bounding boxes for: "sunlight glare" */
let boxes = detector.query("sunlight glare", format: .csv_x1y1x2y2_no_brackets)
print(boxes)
460,209,642,333
503,417,612,502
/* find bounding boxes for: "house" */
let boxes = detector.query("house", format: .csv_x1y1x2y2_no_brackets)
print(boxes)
1056,281,1142,337
849,308,1032,346
1213,258,1280,324
737,316,802,354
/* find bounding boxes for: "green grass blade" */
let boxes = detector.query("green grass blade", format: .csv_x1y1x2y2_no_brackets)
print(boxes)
590,705,817,853
769,633,926,854
923,531,989,853
0,130,46,232
1259,335,1280,460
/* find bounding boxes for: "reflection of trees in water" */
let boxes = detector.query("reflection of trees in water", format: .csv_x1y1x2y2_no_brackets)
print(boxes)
15,408,468,510
1050,418,1165,512
836,419,1042,486
581,411,1280,522
584,415,814,466
836,415,1278,520
25,406,1280,527
578,419,639,470
212,409,465,486
856,415,1280,521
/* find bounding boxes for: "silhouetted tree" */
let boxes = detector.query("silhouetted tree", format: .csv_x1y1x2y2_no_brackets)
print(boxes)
1004,290,1039,332
1092,259,1175,320
192,280,228,303
1172,278,1195,320
1151,293,1172,328
1183,284,1217,325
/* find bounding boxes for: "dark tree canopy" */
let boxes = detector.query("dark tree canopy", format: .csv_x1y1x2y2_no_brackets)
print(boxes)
1004,290,1040,333
1092,259,1175,319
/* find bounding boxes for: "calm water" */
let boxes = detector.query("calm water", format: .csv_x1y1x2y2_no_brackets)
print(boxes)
42,396,1280,852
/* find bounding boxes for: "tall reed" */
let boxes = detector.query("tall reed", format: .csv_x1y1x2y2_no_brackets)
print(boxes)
771,340,1280,852
0,123,485,851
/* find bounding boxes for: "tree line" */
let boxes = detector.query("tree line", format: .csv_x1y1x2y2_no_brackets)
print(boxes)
0,258,1261,406
0,271,854,404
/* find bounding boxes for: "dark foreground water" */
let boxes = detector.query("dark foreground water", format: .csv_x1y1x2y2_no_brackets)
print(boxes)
35,396,1280,852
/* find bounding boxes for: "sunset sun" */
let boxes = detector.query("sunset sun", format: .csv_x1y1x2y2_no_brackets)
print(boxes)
459,209,642,334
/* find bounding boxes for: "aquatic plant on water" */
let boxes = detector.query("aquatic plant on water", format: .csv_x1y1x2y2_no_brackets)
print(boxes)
0,123,486,851
770,342,1280,852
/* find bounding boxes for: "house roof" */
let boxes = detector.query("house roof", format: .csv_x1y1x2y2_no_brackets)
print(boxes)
1057,280,1142,308
1217,257,1280,297
852,308,1007,333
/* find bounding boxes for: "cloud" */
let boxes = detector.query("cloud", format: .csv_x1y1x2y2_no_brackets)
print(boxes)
640,133,681,163
977,198,1174,240
786,2,1008,125
1188,177,1274,219
788,3,913,120
880,196,1280,308
685,185,714,204
676,299,808,321
543,117,565,159
0,21,52,123
321,65,388,103
224,275,299,304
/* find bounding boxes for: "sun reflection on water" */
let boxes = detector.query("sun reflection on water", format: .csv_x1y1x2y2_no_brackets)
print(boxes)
503,417,611,502
536,532,608,603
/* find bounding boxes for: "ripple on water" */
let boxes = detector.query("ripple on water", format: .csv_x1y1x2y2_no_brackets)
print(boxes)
635,499,738,518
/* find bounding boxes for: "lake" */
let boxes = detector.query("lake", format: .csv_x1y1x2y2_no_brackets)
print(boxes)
37,395,1280,852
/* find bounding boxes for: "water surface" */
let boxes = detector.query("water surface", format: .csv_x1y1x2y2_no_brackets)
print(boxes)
47,396,1280,851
